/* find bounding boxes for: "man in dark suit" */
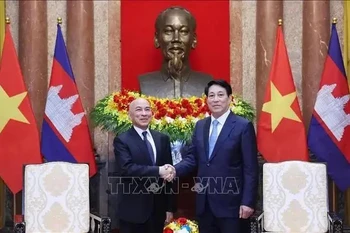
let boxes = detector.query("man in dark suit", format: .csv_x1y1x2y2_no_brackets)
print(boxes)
113,98,176,233
165,80,259,233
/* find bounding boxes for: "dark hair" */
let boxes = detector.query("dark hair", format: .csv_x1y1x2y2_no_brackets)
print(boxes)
204,79,232,96
155,6,197,32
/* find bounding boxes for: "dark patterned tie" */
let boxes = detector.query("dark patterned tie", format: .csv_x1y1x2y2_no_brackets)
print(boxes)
142,131,155,164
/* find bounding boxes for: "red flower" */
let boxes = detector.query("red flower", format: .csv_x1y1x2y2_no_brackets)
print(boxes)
181,99,190,108
113,95,119,103
163,227,173,233
169,102,177,109
120,89,128,95
169,112,177,119
173,108,182,116
193,111,200,118
194,98,203,107
186,108,193,115
177,217,187,225
127,96,135,102
156,108,167,118
155,101,162,108
198,105,209,114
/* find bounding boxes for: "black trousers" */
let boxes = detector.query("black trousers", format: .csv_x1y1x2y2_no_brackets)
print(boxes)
198,200,240,233
119,211,165,233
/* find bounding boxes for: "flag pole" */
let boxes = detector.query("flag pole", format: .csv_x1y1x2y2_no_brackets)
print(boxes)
278,18,282,26
330,17,339,214
341,6,350,223
0,2,5,228
331,181,337,212
5,16,17,224
345,188,350,225
13,193,16,223
57,16,62,25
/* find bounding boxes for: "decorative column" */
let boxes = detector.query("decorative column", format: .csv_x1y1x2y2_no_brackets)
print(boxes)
18,0,48,131
67,0,96,218
301,1,330,130
229,1,242,95
302,0,334,213
67,1,95,135
255,1,283,118
104,0,121,221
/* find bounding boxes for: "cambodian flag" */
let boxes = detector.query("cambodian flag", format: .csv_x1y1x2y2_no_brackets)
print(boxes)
308,23,350,191
41,23,97,177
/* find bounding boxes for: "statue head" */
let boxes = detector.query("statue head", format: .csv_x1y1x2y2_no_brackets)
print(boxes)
154,6,197,79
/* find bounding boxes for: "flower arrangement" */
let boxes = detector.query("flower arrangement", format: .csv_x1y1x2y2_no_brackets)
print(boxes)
163,218,199,233
91,89,255,142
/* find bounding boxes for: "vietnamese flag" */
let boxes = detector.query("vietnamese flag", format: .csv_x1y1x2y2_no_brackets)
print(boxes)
0,23,42,194
257,23,308,162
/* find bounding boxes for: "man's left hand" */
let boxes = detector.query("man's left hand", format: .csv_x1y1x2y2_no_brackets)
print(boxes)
165,212,173,224
239,205,254,219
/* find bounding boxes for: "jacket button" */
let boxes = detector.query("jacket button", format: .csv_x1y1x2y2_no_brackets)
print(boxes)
207,163,210,167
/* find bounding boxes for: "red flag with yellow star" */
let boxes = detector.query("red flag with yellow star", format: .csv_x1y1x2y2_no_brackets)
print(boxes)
257,24,308,162
0,24,42,194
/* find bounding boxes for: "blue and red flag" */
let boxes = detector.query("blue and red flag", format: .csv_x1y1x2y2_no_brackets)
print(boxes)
308,22,350,191
41,23,97,176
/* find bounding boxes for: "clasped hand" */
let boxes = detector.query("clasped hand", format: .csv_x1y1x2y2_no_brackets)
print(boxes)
159,164,176,182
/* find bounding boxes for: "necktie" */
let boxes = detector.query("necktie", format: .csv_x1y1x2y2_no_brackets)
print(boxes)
142,131,155,164
208,120,219,158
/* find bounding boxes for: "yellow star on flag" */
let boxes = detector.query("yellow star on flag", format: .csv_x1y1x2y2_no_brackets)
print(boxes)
262,82,301,132
0,86,29,133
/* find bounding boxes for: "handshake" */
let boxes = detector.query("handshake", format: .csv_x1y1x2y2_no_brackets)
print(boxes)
159,164,176,182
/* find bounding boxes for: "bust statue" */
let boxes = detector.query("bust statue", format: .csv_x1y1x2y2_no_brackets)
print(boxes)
138,6,213,98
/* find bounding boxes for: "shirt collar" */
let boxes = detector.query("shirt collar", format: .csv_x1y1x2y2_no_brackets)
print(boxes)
211,109,231,126
133,125,151,138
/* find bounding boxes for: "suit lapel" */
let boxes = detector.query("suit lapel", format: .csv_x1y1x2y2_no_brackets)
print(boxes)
203,117,211,161
209,112,237,162
150,130,162,165
129,127,154,165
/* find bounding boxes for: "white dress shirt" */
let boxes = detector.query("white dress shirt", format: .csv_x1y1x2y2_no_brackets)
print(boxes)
209,109,231,138
133,126,157,161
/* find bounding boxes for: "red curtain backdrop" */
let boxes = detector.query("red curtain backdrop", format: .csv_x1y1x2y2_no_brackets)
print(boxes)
120,0,230,91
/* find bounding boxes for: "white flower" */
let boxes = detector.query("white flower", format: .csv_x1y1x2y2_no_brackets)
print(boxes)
178,117,187,122
165,116,174,123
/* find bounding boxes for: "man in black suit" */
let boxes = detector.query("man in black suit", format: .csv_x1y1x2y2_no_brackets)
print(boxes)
113,98,176,233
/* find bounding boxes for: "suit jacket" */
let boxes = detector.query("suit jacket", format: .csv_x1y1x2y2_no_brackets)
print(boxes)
113,127,176,224
175,112,259,218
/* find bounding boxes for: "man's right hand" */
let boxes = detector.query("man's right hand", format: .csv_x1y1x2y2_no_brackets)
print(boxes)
159,164,176,181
